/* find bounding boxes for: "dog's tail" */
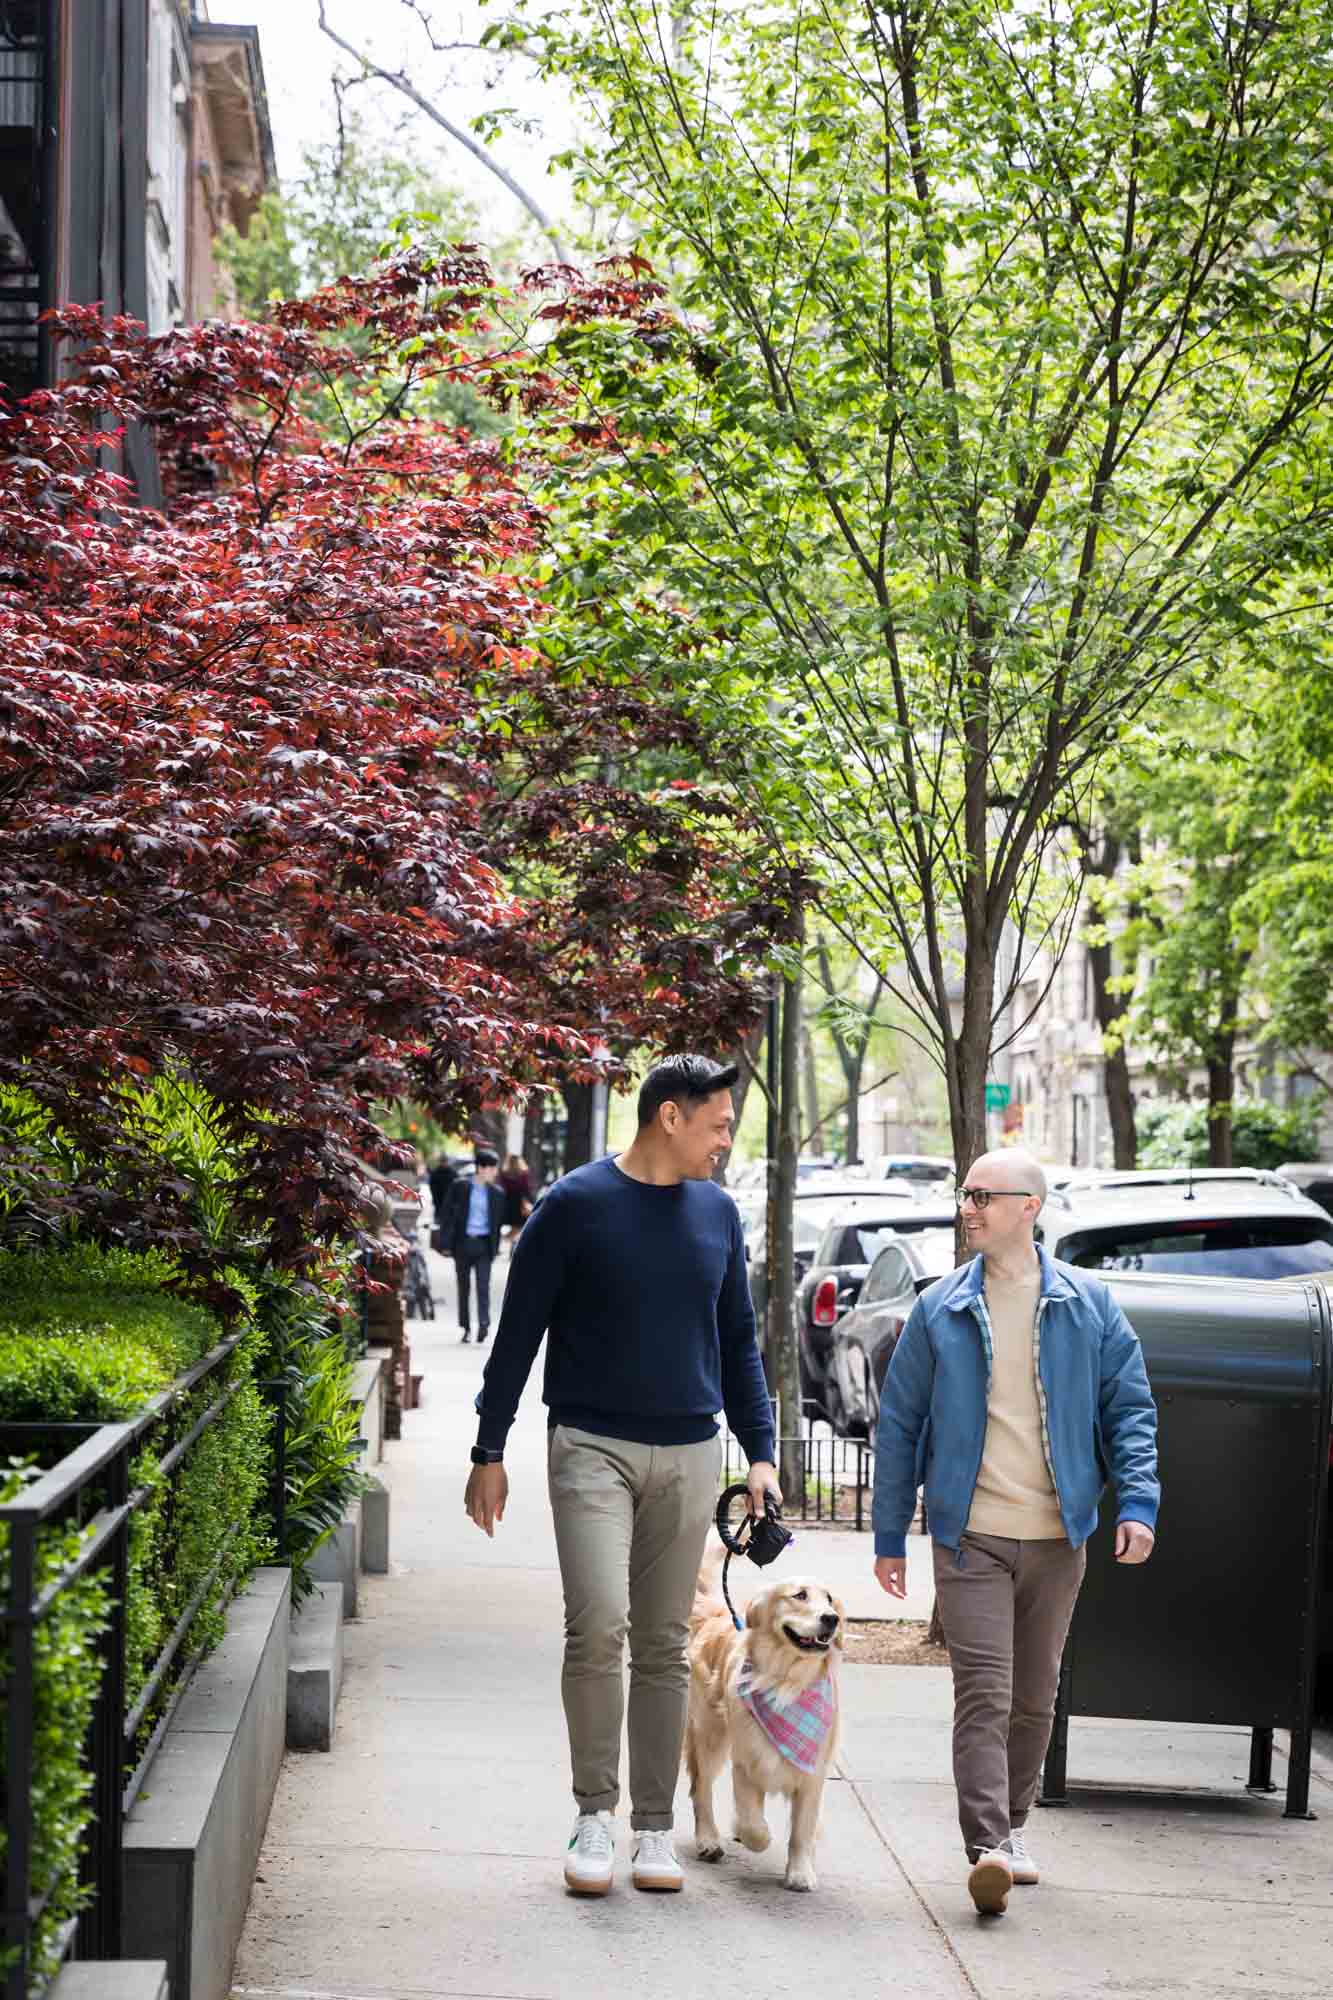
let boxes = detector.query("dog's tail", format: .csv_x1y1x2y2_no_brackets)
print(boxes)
689,1536,730,1636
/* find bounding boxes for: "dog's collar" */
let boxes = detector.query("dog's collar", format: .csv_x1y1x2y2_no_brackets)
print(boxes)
737,1657,835,1773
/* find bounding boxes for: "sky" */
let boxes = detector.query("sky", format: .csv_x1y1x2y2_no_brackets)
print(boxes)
214,0,579,251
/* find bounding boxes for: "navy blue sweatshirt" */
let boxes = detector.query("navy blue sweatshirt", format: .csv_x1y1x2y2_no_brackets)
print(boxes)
474,1157,776,1464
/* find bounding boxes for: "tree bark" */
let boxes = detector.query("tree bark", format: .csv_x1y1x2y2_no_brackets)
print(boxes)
801,1022,821,1155
771,950,804,1500
561,1079,595,1173
1084,832,1138,1170
1207,1045,1235,1167
716,1018,764,1183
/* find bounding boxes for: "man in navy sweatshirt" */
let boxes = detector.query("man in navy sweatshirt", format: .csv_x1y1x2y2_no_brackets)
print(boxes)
463,1054,779,1898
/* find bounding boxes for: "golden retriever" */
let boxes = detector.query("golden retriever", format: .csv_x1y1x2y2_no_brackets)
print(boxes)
684,1560,844,1891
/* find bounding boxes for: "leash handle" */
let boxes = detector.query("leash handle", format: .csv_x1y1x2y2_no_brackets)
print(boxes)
715,1482,756,1556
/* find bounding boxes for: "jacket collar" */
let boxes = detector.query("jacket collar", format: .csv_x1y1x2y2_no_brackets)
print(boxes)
941,1243,1075,1309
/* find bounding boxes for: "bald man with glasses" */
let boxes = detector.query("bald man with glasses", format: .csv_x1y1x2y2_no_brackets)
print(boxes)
872,1149,1159,1916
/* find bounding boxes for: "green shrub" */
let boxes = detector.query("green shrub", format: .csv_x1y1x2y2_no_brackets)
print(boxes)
0,1463,110,1989
0,1243,271,1729
280,1330,369,1603
1137,1098,1322,1170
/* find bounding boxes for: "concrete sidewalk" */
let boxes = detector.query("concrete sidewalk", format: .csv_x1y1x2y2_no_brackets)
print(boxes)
233,1264,1333,2000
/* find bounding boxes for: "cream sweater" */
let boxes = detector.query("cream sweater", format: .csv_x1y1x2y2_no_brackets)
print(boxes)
966,1261,1066,1540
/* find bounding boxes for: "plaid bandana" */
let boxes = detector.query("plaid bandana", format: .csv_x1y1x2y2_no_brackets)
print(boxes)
737,1657,835,1773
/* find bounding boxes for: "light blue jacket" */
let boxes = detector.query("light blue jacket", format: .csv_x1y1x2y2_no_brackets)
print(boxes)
872,1247,1160,1557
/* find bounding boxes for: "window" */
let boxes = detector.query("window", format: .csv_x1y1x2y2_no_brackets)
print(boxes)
1062,1219,1333,1281
862,1245,914,1303
0,1,43,395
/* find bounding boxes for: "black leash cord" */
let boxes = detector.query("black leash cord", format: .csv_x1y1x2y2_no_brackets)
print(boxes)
715,1482,794,1631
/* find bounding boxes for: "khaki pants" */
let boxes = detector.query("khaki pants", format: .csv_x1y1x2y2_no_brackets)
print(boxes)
932,1531,1087,1860
547,1424,721,1831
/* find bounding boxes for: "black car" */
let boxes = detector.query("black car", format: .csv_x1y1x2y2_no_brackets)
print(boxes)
796,1197,956,1419
823,1230,958,1436
744,1180,892,1322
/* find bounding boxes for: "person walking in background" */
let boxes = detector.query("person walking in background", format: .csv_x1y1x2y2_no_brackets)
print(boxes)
498,1151,535,1248
873,1147,1159,1917
440,1150,505,1344
463,1054,780,1899
427,1152,457,1231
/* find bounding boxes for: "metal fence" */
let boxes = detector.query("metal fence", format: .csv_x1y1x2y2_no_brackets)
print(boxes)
0,1333,258,2000
721,1410,874,1531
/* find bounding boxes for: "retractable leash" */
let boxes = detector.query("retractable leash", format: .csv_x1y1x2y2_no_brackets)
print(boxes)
715,1483,795,1630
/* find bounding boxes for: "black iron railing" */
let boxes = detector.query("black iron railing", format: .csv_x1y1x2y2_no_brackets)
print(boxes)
721,1412,874,1531
0,1334,258,2000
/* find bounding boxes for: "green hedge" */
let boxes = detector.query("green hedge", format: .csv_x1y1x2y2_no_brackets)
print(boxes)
0,1465,109,1989
0,1244,272,1986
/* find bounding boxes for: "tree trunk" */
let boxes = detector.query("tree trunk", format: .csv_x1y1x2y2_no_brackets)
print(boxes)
715,1018,764,1184
801,1022,821,1154
946,951,995,1262
522,1099,548,1190
562,1079,595,1173
771,954,804,1500
1084,831,1138,1169
1207,1045,1235,1167
844,1080,860,1170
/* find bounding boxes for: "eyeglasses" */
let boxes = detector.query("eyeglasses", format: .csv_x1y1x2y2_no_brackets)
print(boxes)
954,1187,1038,1210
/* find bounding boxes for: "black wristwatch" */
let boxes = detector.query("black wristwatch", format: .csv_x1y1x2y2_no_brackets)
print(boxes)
470,1446,504,1465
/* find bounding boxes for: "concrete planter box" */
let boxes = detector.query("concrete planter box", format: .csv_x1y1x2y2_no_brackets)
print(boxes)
123,1568,290,2000
52,1966,168,2000
352,1354,387,1465
286,1582,343,1752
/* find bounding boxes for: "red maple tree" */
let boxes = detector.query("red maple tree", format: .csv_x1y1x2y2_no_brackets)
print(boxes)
0,254,781,1261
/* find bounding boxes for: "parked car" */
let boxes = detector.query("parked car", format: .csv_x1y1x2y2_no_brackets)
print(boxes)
1276,1162,1333,1219
821,1231,959,1435
796,1195,956,1418
745,1181,914,1321
873,1153,955,1191
1038,1180,1333,1279
1048,1166,1299,1207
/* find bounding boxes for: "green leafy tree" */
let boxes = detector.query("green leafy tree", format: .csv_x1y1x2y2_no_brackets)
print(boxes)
1105,692,1272,1166
493,0,1333,1176
218,120,496,433
220,120,477,313
1137,1099,1320,1171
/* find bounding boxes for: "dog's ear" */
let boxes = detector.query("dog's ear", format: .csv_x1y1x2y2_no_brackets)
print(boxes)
745,1585,770,1629
832,1591,847,1649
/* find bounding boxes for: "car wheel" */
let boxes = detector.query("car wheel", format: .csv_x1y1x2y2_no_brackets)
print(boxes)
829,1340,872,1439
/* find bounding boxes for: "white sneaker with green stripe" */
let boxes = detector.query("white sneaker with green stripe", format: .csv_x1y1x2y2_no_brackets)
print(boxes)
564,1810,615,1895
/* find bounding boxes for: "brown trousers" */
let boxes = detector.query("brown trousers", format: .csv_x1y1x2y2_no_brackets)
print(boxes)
547,1424,721,1831
932,1531,1087,1859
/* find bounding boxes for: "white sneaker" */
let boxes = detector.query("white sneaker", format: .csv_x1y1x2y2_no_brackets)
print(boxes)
564,1810,615,1896
967,1847,1013,1915
632,1828,684,1892
1004,1826,1039,1885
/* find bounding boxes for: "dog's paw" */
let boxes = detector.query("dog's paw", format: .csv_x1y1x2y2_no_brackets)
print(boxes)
784,1861,817,1893
734,1818,771,1853
696,1838,725,1863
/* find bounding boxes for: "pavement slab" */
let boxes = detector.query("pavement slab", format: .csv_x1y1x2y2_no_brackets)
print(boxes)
233,1243,1333,2000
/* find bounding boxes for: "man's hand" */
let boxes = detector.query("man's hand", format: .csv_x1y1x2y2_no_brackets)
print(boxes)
747,1459,782,1515
874,1556,907,1599
1115,1520,1155,1564
464,1462,509,1537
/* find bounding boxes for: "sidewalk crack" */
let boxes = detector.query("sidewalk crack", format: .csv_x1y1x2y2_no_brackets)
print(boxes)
835,1755,983,1997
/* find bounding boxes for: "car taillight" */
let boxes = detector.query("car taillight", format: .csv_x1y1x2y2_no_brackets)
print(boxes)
812,1277,839,1326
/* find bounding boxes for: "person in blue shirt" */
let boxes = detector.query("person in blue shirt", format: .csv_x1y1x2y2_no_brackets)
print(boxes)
463,1054,779,1898
439,1150,505,1343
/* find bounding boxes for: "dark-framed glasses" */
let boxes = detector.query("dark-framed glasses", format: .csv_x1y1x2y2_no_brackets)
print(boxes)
954,1186,1038,1210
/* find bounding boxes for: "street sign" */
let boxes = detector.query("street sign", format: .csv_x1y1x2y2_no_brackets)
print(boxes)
984,1082,1011,1112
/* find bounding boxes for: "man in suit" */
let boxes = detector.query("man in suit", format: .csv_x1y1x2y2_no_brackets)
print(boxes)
441,1150,506,1343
